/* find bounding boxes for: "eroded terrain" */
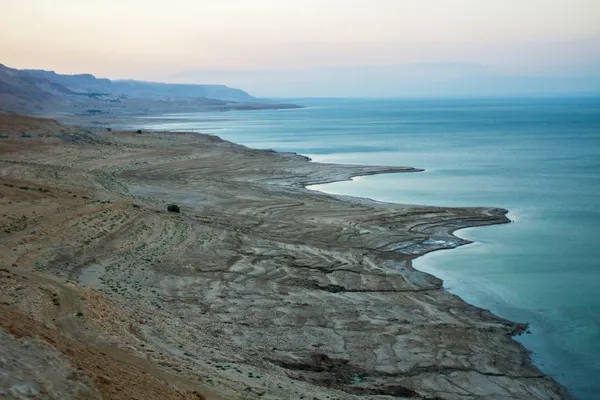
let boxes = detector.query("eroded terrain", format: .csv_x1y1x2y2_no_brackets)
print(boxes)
0,116,568,399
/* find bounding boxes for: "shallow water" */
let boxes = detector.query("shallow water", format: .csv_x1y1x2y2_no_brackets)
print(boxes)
143,97,600,399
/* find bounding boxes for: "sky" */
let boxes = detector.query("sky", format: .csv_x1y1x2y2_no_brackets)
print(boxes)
1,0,600,96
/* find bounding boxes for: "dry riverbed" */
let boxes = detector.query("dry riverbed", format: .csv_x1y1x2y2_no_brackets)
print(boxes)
0,115,568,399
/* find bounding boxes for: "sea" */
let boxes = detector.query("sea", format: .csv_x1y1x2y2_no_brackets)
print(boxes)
142,97,600,399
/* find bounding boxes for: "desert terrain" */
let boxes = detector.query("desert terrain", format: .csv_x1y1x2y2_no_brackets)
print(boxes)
0,115,568,399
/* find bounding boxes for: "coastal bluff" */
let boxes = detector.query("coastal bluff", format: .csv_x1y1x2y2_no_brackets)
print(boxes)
0,115,569,399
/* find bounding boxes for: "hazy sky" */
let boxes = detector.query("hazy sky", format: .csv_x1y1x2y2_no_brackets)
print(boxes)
2,0,600,95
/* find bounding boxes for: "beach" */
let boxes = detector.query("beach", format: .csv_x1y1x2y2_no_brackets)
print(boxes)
0,114,569,399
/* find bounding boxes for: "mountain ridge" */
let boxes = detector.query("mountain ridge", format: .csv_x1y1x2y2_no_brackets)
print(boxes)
23,68,255,101
0,64,298,115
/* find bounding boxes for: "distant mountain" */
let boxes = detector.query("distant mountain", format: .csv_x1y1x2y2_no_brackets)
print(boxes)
0,64,297,115
0,64,76,114
24,69,254,102
22,70,112,93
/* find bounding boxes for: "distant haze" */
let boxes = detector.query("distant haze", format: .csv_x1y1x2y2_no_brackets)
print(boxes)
2,0,600,97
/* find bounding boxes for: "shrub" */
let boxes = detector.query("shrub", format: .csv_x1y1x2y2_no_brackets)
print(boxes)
167,204,181,213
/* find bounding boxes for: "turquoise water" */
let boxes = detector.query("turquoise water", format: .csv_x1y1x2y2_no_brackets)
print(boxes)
144,98,600,399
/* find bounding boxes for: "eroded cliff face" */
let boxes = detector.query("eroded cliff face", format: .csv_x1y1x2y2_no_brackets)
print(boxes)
0,116,568,399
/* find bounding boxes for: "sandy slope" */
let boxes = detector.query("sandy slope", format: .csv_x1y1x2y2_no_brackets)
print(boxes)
0,116,568,399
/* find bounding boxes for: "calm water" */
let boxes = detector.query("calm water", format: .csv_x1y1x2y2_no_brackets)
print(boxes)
144,98,600,399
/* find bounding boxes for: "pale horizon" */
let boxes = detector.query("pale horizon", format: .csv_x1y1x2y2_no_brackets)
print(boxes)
2,0,600,96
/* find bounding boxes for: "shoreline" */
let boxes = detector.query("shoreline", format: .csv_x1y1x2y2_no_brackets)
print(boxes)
0,115,569,399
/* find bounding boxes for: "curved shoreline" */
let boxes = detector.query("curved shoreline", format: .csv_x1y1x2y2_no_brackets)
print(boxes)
308,174,580,399
0,115,570,399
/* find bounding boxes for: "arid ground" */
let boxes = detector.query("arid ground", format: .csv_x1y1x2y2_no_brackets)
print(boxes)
0,115,568,399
